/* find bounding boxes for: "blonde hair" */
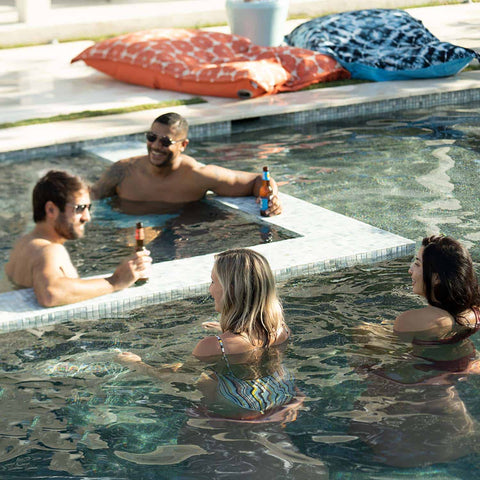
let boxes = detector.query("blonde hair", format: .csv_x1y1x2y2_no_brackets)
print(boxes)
214,248,284,347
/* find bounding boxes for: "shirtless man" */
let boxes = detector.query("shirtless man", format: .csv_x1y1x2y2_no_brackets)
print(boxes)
5,170,152,308
91,112,282,216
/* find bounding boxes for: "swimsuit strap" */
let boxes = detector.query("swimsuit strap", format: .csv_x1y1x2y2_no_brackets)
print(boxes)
472,306,480,330
215,335,232,370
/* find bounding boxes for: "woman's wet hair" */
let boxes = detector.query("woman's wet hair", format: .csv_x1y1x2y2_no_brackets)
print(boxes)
33,170,89,223
213,248,283,347
422,235,480,316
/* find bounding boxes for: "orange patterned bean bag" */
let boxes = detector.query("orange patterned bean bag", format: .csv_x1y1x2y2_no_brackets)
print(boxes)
71,29,350,99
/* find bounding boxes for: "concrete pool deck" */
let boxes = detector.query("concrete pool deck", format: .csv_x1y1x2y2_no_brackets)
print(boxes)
1,2,479,156
0,2,479,330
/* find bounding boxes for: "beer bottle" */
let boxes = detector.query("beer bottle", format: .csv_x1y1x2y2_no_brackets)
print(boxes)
134,222,148,286
259,166,273,217
260,224,273,243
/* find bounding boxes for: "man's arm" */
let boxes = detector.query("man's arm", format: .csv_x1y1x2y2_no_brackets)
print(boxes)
91,160,128,199
32,244,151,307
198,164,282,216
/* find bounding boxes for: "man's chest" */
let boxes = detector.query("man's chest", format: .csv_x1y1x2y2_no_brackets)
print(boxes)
117,171,205,202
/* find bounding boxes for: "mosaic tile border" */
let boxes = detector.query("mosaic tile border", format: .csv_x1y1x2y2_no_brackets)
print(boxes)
0,192,415,332
286,89,480,126
230,88,480,132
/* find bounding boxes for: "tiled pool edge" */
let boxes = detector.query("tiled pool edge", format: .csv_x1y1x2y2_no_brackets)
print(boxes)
1,74,479,162
283,88,480,127
0,193,415,332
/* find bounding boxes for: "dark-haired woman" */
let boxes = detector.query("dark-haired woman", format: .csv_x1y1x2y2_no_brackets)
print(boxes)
348,236,480,467
394,235,480,345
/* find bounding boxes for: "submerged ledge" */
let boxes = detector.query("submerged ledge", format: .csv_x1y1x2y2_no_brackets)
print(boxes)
0,192,415,332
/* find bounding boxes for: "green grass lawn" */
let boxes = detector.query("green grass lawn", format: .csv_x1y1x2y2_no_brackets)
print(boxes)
0,98,206,130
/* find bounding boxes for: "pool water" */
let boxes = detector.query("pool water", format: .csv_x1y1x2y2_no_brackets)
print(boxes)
67,198,296,278
193,103,480,255
1,261,479,478
1,103,480,478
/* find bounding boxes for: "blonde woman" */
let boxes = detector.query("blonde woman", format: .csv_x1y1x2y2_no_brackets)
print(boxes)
119,248,299,421
191,248,297,421
193,248,290,357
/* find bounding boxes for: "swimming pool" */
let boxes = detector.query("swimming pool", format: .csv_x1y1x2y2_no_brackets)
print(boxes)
0,103,480,478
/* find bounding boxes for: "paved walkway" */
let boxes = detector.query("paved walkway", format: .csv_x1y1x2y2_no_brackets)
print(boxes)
0,2,479,156
3,0,474,47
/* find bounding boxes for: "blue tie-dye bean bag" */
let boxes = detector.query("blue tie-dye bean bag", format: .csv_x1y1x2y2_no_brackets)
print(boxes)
284,9,480,81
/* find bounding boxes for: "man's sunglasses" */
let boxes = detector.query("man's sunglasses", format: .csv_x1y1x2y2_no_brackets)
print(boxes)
66,203,92,214
145,132,184,147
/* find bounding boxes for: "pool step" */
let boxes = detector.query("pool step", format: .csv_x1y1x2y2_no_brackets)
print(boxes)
84,141,145,162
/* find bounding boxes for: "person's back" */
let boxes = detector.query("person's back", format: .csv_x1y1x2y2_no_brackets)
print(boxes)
6,233,77,288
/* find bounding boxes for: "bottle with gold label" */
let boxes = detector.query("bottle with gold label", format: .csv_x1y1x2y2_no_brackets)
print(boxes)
259,166,273,217
135,222,149,286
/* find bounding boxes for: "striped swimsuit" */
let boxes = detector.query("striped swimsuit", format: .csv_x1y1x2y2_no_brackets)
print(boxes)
213,335,296,414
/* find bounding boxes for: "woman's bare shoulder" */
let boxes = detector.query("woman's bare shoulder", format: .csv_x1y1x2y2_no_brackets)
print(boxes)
271,323,291,346
192,335,222,359
394,306,454,337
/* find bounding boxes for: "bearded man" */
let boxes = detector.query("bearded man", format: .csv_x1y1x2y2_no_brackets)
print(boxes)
5,170,151,307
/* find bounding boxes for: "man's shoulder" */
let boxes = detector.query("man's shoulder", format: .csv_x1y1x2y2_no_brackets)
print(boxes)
101,156,144,175
11,232,46,250
5,235,69,286
114,155,145,170
26,237,68,260
176,155,209,179
13,232,66,255
92,156,146,199
180,154,204,169
186,159,227,178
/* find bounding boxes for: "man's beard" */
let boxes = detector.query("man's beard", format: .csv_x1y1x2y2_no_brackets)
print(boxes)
148,148,174,169
54,213,83,240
